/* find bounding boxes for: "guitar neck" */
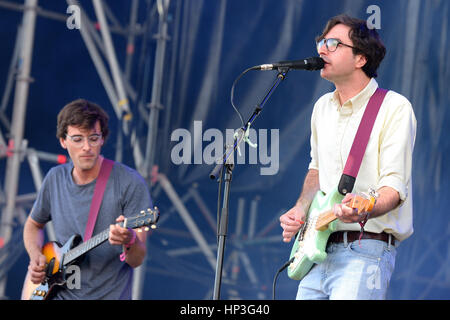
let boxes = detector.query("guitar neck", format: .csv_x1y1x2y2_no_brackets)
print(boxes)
63,228,111,266
315,210,337,231
314,193,373,231
61,208,159,266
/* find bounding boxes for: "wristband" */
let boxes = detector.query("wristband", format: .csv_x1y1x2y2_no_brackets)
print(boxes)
120,229,136,261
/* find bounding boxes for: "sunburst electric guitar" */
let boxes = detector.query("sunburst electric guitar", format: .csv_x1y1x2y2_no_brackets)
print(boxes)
287,188,375,280
21,207,159,300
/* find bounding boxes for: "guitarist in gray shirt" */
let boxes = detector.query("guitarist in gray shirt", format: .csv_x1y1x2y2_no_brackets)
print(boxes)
22,99,153,299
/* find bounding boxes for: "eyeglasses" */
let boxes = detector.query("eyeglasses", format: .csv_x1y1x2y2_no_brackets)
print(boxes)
316,38,358,53
66,134,103,148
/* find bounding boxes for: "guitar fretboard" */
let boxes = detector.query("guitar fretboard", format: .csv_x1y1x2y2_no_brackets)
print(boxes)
60,209,158,266
63,227,116,266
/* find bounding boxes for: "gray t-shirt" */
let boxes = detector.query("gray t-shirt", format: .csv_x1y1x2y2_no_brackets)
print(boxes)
31,160,152,300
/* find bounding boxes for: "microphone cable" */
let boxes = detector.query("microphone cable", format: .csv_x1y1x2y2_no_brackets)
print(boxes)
230,66,255,128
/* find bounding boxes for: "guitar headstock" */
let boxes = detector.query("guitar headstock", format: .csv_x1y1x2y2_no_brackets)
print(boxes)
125,207,160,232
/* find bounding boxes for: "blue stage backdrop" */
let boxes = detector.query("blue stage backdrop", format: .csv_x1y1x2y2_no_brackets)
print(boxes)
0,0,448,300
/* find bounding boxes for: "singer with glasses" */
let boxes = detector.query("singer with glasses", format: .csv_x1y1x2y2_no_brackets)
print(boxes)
279,14,416,299
22,99,153,299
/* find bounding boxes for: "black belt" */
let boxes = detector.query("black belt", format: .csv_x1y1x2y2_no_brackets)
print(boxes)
328,231,396,246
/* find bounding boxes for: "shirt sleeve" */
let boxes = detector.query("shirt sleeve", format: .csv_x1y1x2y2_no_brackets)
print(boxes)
308,101,319,171
120,168,153,219
30,169,54,224
377,93,417,204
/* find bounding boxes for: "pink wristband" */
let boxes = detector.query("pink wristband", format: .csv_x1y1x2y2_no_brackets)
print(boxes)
120,229,136,261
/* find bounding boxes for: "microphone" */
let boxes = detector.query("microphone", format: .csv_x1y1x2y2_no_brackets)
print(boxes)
253,57,325,71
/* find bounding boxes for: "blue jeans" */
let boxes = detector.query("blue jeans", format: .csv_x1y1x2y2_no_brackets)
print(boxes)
296,235,397,300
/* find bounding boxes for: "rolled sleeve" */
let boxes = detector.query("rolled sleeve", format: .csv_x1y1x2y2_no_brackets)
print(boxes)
377,95,416,204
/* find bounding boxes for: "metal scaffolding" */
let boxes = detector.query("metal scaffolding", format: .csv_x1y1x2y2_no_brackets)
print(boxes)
0,0,174,300
0,0,284,300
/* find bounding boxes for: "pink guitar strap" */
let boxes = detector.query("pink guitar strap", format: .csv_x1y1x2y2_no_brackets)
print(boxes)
338,88,388,195
83,158,115,241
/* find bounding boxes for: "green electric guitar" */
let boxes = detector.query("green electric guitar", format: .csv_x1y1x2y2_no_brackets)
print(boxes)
287,187,375,280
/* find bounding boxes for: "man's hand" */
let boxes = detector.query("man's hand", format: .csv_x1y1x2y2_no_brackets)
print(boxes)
109,215,136,246
279,169,319,243
109,215,146,268
28,253,47,284
333,193,368,223
279,205,306,243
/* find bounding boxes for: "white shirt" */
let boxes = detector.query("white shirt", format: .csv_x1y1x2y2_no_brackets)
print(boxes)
309,78,417,241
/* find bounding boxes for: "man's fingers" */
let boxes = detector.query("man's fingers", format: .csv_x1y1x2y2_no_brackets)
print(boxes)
282,231,292,243
109,223,134,245
280,206,307,244
334,203,362,223
293,211,305,224
341,193,354,204
32,264,45,273
37,255,46,267
280,214,302,227
29,262,46,284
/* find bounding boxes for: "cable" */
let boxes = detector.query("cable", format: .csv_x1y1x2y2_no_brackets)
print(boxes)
272,257,294,300
230,66,258,128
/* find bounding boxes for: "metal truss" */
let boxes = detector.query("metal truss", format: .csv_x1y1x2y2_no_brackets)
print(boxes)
0,0,288,300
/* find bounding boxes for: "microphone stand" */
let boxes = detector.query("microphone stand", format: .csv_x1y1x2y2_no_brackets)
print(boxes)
210,67,289,300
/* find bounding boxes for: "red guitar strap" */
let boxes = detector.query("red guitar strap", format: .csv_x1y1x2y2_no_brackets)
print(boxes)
83,158,114,241
338,87,388,195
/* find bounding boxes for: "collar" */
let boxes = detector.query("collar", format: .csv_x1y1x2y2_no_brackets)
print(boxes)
331,78,379,114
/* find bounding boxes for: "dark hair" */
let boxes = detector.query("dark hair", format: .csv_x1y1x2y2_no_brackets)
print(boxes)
316,14,386,78
57,99,109,141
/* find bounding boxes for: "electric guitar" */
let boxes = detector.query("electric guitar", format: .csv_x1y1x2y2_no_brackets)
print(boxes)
21,207,159,300
287,188,375,280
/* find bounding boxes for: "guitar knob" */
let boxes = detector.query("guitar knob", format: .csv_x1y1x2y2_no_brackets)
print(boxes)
151,224,157,230
144,227,149,232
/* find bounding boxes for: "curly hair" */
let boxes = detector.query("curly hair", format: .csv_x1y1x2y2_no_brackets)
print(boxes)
316,14,386,78
57,99,109,142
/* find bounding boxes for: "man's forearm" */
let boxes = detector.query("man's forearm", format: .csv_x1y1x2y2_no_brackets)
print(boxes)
23,217,45,259
125,233,146,268
369,186,401,219
295,169,320,212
